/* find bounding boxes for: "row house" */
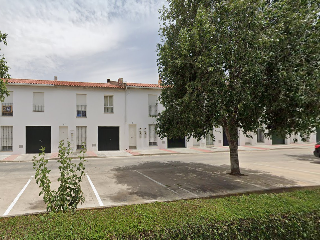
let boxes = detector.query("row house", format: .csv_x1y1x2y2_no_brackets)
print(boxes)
0,78,317,154
0,78,196,155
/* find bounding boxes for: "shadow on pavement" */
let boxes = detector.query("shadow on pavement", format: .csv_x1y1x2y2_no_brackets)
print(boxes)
285,154,320,164
110,161,297,204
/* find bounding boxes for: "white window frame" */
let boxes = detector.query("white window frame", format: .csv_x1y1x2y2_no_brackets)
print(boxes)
257,129,264,143
104,95,114,113
2,91,13,116
76,126,87,150
76,94,87,117
33,92,44,112
1,126,13,151
149,124,157,146
148,94,158,117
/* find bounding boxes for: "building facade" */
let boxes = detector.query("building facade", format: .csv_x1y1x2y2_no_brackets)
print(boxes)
0,78,317,155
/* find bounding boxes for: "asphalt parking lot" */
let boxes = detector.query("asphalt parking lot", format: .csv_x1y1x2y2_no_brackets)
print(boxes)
1,147,320,217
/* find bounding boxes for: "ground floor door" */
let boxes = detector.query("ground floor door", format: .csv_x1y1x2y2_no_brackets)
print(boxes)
26,126,51,153
59,126,68,146
317,128,320,142
223,129,229,146
98,126,119,151
168,137,185,148
129,124,136,149
272,134,285,145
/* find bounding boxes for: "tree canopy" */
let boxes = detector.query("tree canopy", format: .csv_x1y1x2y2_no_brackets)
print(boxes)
0,31,10,102
156,0,320,175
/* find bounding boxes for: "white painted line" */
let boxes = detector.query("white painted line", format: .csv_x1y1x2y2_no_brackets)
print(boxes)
133,170,179,194
186,166,268,190
177,186,198,197
3,176,33,216
86,174,104,206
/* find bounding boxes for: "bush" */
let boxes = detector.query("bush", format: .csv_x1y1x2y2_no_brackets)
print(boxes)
32,140,86,212
1,188,320,239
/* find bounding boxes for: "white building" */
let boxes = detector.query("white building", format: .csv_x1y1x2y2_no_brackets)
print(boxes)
0,78,317,155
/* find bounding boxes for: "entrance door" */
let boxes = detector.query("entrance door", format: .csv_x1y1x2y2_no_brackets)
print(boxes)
129,124,136,149
223,129,229,146
98,126,119,151
168,137,185,148
317,128,320,142
272,134,285,144
26,126,51,153
59,126,68,146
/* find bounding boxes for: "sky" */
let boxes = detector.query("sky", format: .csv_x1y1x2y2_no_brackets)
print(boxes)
0,0,166,84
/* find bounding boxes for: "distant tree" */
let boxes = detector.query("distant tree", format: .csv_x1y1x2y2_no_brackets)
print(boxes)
156,0,320,175
0,31,10,101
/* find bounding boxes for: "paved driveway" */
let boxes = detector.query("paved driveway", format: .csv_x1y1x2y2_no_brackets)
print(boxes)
1,148,320,217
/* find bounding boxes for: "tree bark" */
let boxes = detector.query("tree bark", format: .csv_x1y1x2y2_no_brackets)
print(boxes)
224,123,241,175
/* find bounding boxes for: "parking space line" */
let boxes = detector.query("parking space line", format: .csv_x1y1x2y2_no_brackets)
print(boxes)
3,176,33,216
177,186,198,197
186,166,268,190
86,174,104,206
133,170,179,194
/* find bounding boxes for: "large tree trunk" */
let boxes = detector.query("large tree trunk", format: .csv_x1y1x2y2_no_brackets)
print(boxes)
224,124,241,175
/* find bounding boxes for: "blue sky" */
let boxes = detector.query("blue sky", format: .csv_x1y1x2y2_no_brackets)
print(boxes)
1,0,165,84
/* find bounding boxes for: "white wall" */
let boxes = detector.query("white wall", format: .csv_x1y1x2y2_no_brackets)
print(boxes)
0,83,316,154
0,84,126,154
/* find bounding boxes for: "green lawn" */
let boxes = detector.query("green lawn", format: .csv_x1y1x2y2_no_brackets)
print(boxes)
1,187,320,239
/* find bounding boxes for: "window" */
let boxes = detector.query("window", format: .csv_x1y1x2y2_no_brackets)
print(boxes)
33,92,44,112
1,126,13,151
2,91,13,116
148,95,158,117
76,94,87,117
149,124,157,146
206,130,214,145
257,129,264,143
76,126,87,149
104,96,114,113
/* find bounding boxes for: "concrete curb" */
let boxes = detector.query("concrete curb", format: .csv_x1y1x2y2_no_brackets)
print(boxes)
2,185,319,219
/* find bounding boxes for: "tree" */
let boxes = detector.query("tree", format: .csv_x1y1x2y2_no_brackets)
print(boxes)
0,31,10,102
156,0,320,175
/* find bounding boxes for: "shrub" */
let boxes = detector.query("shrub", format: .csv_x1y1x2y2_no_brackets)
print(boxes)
33,140,86,212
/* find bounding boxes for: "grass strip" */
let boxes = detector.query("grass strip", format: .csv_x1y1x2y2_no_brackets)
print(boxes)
1,188,320,239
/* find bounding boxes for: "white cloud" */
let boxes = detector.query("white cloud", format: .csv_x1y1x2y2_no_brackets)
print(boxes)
0,0,164,82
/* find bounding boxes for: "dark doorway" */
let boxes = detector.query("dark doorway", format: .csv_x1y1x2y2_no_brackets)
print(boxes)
223,129,229,146
26,126,51,153
98,127,119,151
317,128,320,142
272,134,285,145
168,137,185,148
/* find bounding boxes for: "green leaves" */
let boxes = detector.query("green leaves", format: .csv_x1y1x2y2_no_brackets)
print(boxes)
33,140,87,213
0,31,10,102
157,0,320,173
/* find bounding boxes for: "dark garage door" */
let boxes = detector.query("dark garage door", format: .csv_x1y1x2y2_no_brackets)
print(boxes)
26,126,51,153
98,127,119,151
168,137,185,148
272,134,285,145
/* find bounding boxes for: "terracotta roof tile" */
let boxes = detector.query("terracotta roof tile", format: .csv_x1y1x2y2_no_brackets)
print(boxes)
6,79,123,88
126,83,161,88
4,78,162,89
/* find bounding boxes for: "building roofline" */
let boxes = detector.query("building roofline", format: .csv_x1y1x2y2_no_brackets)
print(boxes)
4,78,162,89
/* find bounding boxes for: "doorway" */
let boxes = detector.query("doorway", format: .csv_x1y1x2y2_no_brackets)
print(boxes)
129,124,137,149
26,126,51,153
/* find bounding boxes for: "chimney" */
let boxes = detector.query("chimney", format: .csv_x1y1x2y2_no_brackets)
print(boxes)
107,79,111,83
118,78,123,84
54,76,57,81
